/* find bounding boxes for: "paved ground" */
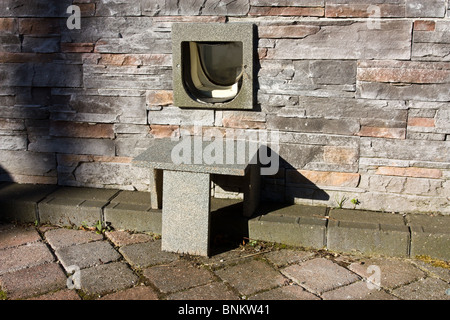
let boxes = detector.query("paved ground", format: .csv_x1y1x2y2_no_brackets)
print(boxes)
0,222,449,302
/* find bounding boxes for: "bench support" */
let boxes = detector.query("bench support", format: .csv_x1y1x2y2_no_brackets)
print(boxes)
161,170,211,256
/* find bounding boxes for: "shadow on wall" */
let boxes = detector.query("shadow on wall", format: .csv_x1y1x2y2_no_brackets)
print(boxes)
0,1,82,186
210,147,329,255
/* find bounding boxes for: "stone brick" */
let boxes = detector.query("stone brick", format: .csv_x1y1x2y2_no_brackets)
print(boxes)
250,6,324,16
146,90,173,107
49,121,114,139
221,111,266,129
148,107,214,126
357,60,450,84
287,169,360,188
250,0,324,6
61,43,94,53
267,115,360,135
325,2,405,18
414,20,436,31
267,21,412,60
361,138,450,162
29,137,115,156
405,0,446,17
258,25,320,39
18,18,61,34
408,117,435,127
0,150,56,177
0,18,17,33
375,166,443,179
23,35,61,53
202,0,250,16
149,125,179,138
281,258,359,295
358,126,406,139
0,134,27,151
0,0,72,17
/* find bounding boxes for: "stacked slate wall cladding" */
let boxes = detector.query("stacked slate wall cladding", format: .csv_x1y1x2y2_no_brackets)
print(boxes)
0,0,449,214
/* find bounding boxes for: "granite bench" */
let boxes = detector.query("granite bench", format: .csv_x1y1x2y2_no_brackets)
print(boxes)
133,137,261,256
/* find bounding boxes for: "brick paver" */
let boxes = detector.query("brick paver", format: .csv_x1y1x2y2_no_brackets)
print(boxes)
214,259,286,296
45,228,103,250
0,222,448,302
0,263,67,299
143,260,215,294
281,258,360,295
0,242,54,275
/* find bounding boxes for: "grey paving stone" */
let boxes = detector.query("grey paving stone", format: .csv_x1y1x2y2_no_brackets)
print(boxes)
44,228,103,250
321,281,399,300
104,190,159,233
80,262,139,296
38,186,118,227
55,241,121,271
167,282,239,300
0,263,67,300
143,260,215,294
408,214,450,261
281,258,359,295
327,220,410,257
0,225,41,250
249,285,320,300
0,242,54,275
249,214,326,248
214,259,286,296
100,285,159,300
0,183,57,223
392,277,450,300
104,204,162,234
348,257,426,290
119,240,179,268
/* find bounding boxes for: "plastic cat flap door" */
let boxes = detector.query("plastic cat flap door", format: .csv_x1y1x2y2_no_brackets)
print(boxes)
172,23,254,110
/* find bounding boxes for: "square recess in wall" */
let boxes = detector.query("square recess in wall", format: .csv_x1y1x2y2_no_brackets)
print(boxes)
172,23,254,110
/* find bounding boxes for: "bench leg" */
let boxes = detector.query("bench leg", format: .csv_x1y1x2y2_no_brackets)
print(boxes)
161,170,211,256
243,164,260,218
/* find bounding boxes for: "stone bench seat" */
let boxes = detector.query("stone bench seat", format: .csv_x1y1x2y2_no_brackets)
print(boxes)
133,138,261,256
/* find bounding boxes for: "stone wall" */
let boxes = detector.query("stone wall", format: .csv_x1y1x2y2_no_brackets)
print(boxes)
0,0,449,214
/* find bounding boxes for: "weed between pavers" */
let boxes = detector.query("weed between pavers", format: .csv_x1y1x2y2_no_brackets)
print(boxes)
416,255,450,270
